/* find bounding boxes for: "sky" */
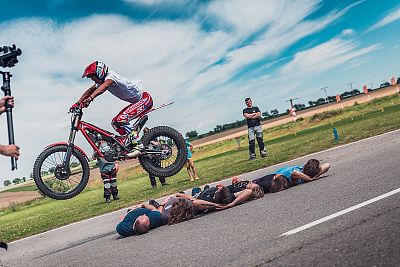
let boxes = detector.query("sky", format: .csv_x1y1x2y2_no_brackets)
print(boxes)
0,0,399,185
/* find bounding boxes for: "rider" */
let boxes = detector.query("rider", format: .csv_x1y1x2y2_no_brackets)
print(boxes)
73,61,153,151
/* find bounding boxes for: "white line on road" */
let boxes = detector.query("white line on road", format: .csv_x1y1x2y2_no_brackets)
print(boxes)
280,187,400,237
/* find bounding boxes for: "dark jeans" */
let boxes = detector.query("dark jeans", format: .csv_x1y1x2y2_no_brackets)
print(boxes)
149,175,166,187
248,125,265,155
249,137,265,155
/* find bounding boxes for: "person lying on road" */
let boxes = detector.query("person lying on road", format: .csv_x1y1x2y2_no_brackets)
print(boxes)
175,182,264,212
116,196,220,237
217,159,330,209
116,204,165,237
272,159,330,188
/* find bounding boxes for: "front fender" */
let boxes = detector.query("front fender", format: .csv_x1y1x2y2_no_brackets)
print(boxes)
45,142,89,162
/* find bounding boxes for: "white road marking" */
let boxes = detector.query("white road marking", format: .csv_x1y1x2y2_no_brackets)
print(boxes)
280,187,400,237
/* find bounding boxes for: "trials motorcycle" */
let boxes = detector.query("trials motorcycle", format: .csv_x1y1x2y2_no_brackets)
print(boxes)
33,103,187,200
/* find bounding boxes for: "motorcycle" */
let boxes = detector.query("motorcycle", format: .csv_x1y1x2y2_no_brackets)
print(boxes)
33,102,187,200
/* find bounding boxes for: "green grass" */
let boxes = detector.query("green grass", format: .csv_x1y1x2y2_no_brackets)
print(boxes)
1,94,400,242
1,185,38,193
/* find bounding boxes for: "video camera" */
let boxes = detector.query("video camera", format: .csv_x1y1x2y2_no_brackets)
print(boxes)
0,45,22,68
1,44,22,170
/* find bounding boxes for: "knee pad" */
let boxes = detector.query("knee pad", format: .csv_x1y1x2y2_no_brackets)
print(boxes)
101,168,117,183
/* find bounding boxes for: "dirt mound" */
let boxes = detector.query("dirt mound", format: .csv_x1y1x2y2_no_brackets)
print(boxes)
0,191,43,210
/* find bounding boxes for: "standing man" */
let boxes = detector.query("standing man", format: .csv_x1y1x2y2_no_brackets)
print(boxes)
242,98,267,160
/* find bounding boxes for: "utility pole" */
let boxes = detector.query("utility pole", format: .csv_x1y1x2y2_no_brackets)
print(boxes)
285,97,299,109
320,86,329,103
347,82,354,91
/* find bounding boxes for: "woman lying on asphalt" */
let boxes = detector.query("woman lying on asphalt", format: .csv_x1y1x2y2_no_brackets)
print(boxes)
272,159,330,188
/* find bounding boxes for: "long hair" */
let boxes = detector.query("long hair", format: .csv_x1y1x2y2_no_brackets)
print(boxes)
168,198,195,225
270,175,287,193
303,159,320,178
213,187,234,204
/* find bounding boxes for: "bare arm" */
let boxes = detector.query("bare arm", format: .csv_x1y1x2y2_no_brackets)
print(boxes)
243,113,254,119
78,85,97,103
315,163,330,178
175,193,196,201
291,171,315,184
89,79,114,99
222,188,253,209
192,199,221,211
252,111,262,119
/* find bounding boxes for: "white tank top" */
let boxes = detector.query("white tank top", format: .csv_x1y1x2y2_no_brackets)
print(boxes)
100,69,143,103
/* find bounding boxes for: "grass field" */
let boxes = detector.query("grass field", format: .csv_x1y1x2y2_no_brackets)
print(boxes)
0,185,38,193
1,94,400,242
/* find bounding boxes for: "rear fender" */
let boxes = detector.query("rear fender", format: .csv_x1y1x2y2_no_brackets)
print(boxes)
45,142,89,161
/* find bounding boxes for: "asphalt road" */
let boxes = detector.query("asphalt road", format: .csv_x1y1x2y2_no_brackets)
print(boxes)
2,130,400,267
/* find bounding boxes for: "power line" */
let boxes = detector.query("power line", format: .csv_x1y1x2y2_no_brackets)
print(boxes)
347,82,354,91
285,97,299,108
320,86,329,103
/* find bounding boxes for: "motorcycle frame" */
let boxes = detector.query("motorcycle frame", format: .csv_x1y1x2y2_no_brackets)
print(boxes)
61,102,174,169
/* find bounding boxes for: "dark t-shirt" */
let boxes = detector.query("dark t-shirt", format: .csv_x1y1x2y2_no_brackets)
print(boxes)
116,207,164,237
227,181,250,194
253,174,275,193
197,187,218,203
243,106,261,127
227,174,275,194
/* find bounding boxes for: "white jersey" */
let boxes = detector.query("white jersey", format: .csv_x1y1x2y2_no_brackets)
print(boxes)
99,69,143,103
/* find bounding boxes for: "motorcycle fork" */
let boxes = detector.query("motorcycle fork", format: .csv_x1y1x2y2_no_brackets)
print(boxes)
62,114,80,170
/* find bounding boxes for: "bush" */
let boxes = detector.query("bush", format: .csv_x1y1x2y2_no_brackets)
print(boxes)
309,110,344,122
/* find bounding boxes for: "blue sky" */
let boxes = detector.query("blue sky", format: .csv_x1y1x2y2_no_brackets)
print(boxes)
0,0,399,183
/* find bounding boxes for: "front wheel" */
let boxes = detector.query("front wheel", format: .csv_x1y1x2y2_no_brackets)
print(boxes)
139,126,187,177
33,145,90,200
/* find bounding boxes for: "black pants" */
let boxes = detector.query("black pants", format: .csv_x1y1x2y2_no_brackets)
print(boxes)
149,175,166,187
249,137,265,155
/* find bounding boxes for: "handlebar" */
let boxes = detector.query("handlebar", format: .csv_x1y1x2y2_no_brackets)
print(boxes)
69,106,83,114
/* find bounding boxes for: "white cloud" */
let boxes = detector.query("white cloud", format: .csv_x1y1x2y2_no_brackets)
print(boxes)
341,28,355,37
0,0,372,184
280,38,380,76
368,7,400,31
123,0,190,6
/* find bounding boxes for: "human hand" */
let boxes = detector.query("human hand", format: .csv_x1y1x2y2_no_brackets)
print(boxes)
231,176,241,184
215,204,230,211
0,96,14,114
70,102,80,112
80,97,93,108
0,144,20,159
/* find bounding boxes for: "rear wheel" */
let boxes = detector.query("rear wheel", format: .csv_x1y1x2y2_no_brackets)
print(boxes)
33,145,90,200
139,126,187,177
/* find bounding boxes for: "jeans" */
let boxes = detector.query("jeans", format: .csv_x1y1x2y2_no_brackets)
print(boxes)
248,125,265,155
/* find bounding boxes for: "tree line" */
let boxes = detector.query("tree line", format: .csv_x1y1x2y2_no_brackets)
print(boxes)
185,88,365,140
